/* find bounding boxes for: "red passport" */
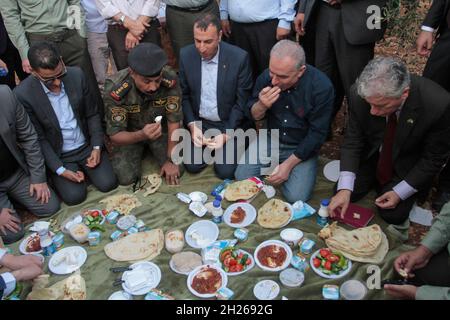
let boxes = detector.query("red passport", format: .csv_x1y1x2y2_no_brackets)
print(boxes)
331,203,375,228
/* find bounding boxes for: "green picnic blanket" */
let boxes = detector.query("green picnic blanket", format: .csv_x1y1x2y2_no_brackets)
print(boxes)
8,157,414,300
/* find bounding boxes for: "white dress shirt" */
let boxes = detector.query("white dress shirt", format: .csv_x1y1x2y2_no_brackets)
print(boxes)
95,0,160,20
0,249,16,298
199,48,220,122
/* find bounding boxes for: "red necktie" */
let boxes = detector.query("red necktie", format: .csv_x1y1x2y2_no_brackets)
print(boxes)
377,113,397,186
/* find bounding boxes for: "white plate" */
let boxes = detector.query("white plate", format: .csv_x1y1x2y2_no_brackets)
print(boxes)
108,291,133,300
122,261,161,296
187,264,228,298
323,160,340,182
223,203,257,228
19,232,55,255
310,249,352,279
253,280,280,300
254,240,293,272
185,220,219,249
169,252,203,276
219,249,255,276
48,246,87,275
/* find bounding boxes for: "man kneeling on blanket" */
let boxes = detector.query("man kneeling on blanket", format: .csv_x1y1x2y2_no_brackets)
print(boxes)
385,202,450,300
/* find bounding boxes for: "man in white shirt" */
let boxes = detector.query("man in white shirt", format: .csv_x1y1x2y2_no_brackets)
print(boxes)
0,248,43,299
95,0,161,70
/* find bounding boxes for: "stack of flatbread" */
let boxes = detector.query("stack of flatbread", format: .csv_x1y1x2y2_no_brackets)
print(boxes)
224,179,260,201
257,199,292,229
104,229,164,262
318,222,389,264
27,273,86,300
140,174,162,196
99,193,142,215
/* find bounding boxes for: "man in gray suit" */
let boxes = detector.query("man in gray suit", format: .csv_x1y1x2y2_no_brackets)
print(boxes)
15,42,118,206
294,0,388,126
0,85,60,244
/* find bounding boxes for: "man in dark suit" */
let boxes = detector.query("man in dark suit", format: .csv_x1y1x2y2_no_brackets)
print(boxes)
417,0,450,211
0,85,60,244
329,57,450,227
179,14,253,179
14,42,118,206
294,0,388,125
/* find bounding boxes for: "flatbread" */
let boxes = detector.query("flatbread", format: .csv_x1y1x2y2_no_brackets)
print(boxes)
170,251,202,274
224,180,260,201
27,273,86,300
99,193,142,215
104,229,164,262
318,222,389,264
257,199,292,229
143,174,162,196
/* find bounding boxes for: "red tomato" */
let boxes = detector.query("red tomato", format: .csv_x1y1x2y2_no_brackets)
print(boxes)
245,258,252,265
235,264,244,272
324,261,332,271
223,257,233,267
91,211,99,218
320,249,331,258
327,254,339,263
229,265,237,272
102,209,108,215
238,253,244,259
313,258,321,268
229,259,237,266
220,250,232,262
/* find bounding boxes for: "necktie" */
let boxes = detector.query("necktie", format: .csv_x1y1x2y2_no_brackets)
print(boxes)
376,113,397,186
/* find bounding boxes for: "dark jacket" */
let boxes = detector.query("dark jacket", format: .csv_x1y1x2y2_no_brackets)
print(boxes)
422,0,450,36
341,75,450,191
14,67,104,173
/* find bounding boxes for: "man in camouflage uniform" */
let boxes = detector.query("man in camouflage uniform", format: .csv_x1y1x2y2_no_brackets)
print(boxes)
104,43,183,186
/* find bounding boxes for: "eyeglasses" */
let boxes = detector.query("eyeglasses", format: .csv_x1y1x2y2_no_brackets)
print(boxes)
132,176,150,193
34,61,67,87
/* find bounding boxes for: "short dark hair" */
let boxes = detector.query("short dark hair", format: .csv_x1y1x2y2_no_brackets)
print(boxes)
194,13,221,34
28,41,61,70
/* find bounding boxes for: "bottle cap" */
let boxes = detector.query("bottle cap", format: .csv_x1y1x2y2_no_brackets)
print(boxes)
321,199,330,206
213,200,221,208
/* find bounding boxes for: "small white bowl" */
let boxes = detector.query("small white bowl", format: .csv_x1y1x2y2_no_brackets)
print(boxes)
280,228,304,248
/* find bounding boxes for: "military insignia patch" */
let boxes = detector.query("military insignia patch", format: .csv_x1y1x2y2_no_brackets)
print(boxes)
127,105,141,113
153,98,168,107
165,96,180,113
110,79,132,101
111,107,127,123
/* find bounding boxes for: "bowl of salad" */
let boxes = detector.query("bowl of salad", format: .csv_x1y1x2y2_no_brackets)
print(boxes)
219,247,254,276
310,248,352,279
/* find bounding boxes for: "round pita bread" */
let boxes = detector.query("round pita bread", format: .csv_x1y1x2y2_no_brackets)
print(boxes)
224,180,260,201
104,229,164,262
257,199,292,229
170,251,202,274
143,174,162,196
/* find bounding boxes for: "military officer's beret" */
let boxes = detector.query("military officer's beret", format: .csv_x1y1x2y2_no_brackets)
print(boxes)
128,43,168,77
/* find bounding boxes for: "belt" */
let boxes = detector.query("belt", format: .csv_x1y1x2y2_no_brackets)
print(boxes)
108,18,160,28
26,28,76,43
167,0,213,13
320,1,341,9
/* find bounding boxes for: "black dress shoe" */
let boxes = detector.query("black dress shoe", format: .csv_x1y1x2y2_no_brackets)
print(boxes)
432,191,450,212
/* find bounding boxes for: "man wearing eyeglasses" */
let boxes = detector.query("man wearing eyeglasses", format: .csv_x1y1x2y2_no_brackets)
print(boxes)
14,42,118,206
104,43,183,186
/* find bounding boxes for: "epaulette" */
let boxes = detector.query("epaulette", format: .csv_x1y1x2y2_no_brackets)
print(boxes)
110,78,132,101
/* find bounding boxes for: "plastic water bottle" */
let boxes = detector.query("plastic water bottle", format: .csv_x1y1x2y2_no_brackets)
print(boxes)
211,179,232,197
211,199,223,224
39,228,56,256
317,199,330,227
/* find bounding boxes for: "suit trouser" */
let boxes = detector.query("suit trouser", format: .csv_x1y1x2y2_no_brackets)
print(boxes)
0,168,60,244
107,21,161,72
166,0,219,63
314,3,375,120
339,154,422,225
27,29,105,121
229,19,278,80
0,39,28,89
50,144,118,206
86,31,116,93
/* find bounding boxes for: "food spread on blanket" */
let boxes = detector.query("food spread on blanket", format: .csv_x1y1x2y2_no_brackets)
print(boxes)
11,177,397,300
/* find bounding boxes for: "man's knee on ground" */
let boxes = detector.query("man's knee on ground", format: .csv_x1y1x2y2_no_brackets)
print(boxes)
378,207,409,225
1,228,25,245
282,185,313,204
32,196,61,217
184,163,206,174
61,189,87,206
234,165,252,181
96,175,119,193
214,164,236,180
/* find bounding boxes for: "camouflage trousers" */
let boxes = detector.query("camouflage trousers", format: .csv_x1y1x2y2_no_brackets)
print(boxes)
110,134,184,185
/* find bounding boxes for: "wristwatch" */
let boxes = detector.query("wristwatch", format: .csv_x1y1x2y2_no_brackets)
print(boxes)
93,146,101,150
119,14,126,25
